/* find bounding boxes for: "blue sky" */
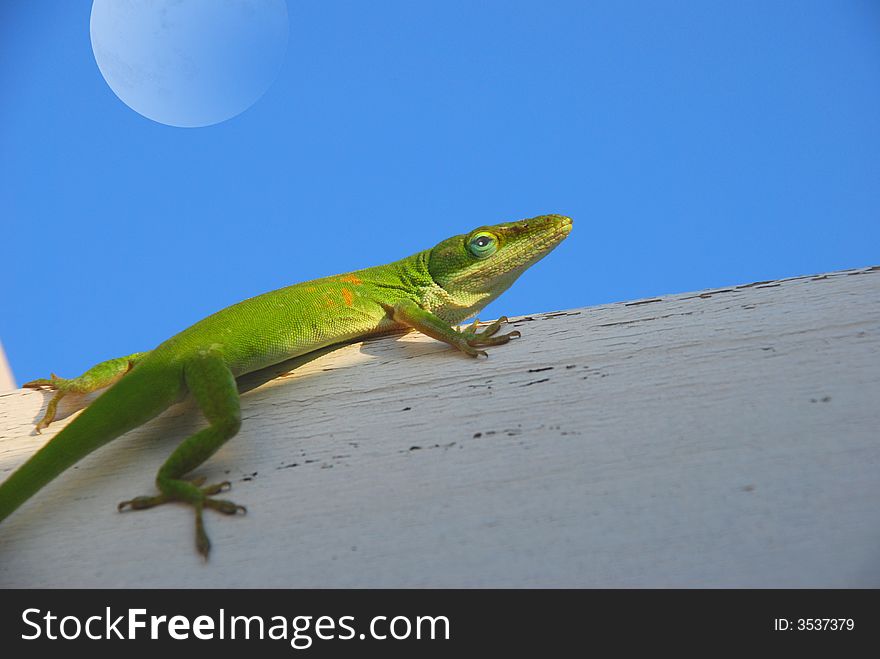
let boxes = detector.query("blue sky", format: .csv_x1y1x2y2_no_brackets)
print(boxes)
2,0,879,384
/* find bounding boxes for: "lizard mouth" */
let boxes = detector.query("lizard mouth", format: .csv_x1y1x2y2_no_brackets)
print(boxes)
523,214,572,254
484,214,573,284
552,215,573,239
427,214,573,296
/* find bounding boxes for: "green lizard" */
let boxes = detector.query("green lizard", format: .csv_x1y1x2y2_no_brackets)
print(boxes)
0,214,572,558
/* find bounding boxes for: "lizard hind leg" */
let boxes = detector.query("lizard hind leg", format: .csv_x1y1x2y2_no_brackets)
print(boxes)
24,353,149,433
117,347,246,560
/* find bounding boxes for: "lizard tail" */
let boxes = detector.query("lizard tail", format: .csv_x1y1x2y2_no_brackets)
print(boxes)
0,364,183,523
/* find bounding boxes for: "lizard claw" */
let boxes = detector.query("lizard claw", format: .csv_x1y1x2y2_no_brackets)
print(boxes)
460,316,521,355
118,477,246,559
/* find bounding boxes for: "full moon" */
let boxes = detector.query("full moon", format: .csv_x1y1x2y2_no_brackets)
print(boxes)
90,0,289,128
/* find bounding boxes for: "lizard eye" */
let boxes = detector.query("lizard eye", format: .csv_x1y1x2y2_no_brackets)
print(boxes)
467,232,498,258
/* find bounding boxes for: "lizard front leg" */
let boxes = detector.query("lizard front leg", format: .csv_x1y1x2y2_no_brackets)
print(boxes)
390,300,520,358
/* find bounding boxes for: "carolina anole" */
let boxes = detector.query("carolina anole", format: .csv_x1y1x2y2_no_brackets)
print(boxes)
0,214,572,558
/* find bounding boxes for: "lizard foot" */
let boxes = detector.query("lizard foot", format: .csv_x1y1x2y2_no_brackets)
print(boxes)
459,316,522,357
118,476,246,560
23,374,71,433
23,354,146,432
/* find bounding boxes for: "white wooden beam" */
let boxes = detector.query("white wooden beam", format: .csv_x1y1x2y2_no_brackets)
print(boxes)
1,266,878,586
0,341,15,393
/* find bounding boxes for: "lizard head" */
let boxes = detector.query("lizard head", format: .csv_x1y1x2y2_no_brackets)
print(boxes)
426,214,572,318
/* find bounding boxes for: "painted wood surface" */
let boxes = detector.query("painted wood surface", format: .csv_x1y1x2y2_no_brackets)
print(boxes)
1,266,878,587
0,341,15,393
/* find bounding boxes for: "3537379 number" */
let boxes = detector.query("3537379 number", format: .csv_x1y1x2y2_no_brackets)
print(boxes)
774,618,854,631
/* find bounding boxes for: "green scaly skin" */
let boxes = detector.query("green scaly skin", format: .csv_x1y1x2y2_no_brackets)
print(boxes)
1,214,572,559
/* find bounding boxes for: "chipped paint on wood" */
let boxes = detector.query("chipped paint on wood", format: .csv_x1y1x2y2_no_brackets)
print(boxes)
1,265,878,587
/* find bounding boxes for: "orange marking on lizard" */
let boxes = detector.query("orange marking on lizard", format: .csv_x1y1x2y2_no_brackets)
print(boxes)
341,287,354,307
339,274,363,285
